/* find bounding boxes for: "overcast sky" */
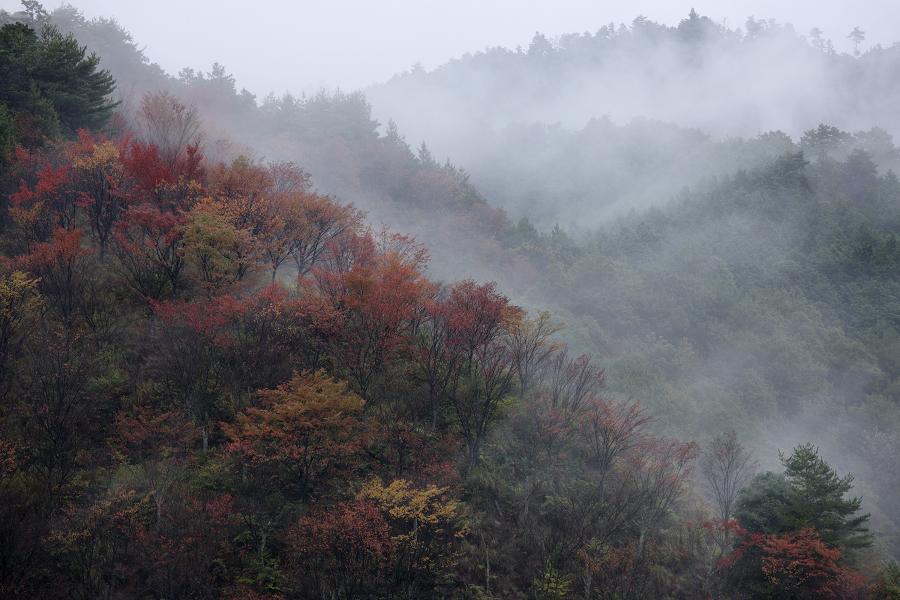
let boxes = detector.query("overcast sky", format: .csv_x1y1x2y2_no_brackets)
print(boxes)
3,1,899,96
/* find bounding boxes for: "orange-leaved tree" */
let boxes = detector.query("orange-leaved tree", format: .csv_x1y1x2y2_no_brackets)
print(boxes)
222,370,366,501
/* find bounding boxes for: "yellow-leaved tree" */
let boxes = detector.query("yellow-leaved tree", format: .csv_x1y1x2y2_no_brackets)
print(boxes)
359,477,465,593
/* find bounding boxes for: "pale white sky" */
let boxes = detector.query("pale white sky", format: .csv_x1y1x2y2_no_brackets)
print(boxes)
3,1,899,96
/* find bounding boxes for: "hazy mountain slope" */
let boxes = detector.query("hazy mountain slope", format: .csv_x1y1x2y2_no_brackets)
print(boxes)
369,12,900,146
509,150,900,554
368,12,900,227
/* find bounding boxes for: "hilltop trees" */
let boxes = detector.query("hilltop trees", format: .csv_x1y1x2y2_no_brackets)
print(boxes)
849,26,866,56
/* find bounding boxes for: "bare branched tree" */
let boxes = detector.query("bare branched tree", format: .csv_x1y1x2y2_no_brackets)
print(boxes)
139,91,201,169
701,430,756,523
506,310,562,397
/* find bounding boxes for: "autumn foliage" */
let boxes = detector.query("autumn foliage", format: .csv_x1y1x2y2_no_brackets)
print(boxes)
724,527,869,599
223,370,366,500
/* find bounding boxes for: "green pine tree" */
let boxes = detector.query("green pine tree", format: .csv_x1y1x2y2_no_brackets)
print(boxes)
0,20,116,149
780,443,872,550
735,444,871,552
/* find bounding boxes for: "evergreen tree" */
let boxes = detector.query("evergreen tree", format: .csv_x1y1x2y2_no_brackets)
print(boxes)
34,23,117,131
848,26,866,56
735,445,871,552
417,141,434,164
780,443,871,550
734,472,793,534
0,21,116,148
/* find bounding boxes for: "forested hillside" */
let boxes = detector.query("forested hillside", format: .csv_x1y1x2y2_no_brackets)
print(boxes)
2,2,900,598
368,11,900,230
368,11,900,165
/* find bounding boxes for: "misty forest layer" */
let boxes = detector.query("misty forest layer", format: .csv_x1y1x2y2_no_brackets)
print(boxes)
1,3,900,599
